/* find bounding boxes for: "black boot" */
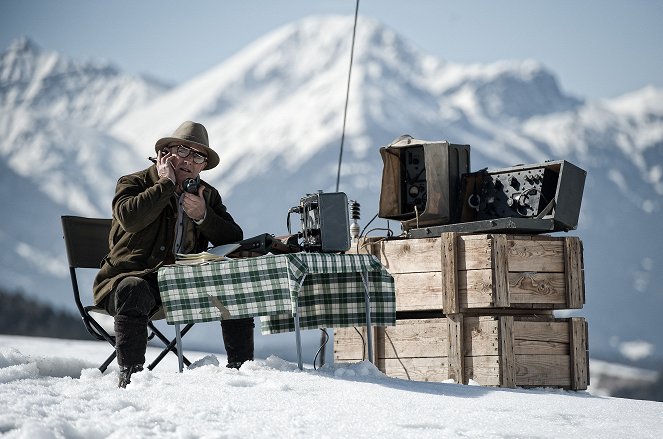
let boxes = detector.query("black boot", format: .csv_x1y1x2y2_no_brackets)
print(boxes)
114,314,148,388
114,314,149,367
118,364,144,388
222,318,255,369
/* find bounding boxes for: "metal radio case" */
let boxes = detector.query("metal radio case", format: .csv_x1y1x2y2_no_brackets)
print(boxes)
409,160,586,237
378,135,470,230
299,192,351,252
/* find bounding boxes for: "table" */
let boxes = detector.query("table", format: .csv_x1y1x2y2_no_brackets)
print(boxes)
157,252,396,371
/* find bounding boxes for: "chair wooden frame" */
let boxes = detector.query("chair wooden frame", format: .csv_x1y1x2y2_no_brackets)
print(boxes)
61,215,194,372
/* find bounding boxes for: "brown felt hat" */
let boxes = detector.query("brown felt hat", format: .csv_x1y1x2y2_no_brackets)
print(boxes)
154,121,220,170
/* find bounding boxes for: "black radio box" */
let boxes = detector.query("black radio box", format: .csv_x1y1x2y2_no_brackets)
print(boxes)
299,192,350,252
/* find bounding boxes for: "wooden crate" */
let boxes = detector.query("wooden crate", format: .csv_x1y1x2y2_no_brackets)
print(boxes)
334,316,589,390
360,233,584,313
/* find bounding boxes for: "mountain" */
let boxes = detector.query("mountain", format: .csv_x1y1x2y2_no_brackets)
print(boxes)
1,16,662,363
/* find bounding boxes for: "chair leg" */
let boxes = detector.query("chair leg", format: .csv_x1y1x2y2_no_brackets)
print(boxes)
147,321,174,346
148,322,193,365
85,314,118,373
146,323,194,370
88,317,116,347
99,350,117,373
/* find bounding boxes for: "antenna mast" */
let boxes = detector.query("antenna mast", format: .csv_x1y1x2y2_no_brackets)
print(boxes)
334,0,360,192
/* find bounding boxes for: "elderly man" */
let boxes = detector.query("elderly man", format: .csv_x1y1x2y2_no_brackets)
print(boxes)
93,121,253,388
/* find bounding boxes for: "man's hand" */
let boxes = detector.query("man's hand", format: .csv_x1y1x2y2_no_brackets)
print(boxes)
156,149,176,184
183,185,207,222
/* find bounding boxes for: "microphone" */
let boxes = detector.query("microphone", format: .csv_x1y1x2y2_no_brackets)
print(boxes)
182,177,200,194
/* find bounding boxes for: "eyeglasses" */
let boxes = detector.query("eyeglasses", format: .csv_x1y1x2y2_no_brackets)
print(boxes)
164,145,208,164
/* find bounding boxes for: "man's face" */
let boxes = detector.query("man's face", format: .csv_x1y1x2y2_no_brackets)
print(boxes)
162,144,208,186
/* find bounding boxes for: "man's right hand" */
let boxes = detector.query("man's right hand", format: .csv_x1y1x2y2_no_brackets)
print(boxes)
156,149,176,184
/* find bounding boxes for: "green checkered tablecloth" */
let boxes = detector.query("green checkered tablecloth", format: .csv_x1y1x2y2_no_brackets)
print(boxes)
157,252,395,334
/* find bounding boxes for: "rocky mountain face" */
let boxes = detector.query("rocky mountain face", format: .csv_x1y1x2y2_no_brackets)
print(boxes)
1,16,661,361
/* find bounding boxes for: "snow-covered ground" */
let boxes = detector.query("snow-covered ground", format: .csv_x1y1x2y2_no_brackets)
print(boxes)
1,335,662,438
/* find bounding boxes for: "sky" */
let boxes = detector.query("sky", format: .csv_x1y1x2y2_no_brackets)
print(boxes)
2,334,663,438
1,0,662,100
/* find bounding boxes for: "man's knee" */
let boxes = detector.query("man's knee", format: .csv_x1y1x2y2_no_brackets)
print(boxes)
113,276,157,317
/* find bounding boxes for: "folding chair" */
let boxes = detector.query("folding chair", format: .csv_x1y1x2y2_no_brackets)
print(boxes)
61,215,194,373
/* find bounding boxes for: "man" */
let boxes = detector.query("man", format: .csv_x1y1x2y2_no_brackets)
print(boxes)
93,121,253,388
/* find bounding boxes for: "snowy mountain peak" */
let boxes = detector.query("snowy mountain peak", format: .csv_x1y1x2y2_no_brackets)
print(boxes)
5,35,41,55
1,36,117,85
1,37,168,128
1,36,48,83
604,85,663,117
472,61,582,119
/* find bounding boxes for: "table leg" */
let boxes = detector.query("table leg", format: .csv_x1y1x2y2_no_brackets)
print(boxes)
293,273,307,371
294,311,303,370
360,270,373,364
175,323,184,373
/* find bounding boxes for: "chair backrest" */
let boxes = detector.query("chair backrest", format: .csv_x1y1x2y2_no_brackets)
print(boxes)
61,215,113,342
61,216,112,269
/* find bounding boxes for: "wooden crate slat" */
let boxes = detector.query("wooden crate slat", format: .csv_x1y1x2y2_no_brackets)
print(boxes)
515,355,572,387
499,316,516,387
459,271,569,308
446,314,465,383
458,269,494,308
373,238,441,273
508,272,567,304
507,239,565,272
492,235,510,307
382,319,448,358
569,317,589,390
457,235,493,270
464,356,501,386
564,237,585,308
333,327,368,360
463,316,499,356
442,233,460,314
513,321,570,355
392,272,443,311
382,358,449,382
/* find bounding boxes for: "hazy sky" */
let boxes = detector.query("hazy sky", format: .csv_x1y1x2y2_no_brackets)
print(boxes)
1,0,661,100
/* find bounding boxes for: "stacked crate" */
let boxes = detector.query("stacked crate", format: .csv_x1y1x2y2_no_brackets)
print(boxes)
335,233,589,390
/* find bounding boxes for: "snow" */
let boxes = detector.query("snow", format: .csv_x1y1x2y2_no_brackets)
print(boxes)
618,340,656,362
589,359,658,384
1,335,662,438
604,86,663,117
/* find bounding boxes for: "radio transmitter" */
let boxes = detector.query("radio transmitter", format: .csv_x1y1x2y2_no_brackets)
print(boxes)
288,192,351,253
378,135,470,230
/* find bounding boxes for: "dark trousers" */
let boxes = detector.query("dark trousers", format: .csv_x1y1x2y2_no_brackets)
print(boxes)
100,274,254,367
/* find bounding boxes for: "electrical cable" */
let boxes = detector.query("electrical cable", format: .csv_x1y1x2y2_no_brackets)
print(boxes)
335,0,360,192
359,212,379,238
353,326,366,361
363,227,394,238
313,328,329,370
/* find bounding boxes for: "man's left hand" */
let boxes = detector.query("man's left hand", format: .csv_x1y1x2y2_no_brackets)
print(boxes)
183,185,207,222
